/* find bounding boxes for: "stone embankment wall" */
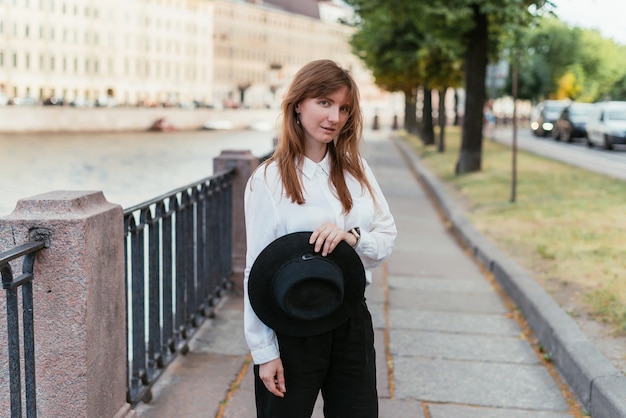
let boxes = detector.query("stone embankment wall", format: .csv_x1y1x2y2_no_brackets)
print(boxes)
0,106,396,134
0,107,280,133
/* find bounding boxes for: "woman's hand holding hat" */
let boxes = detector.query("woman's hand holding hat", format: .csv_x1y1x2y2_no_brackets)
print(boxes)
310,222,357,256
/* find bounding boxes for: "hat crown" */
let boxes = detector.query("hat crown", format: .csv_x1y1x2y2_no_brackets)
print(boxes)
248,231,365,337
273,254,344,320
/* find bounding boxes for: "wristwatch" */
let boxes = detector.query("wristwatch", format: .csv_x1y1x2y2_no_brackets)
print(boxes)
349,227,361,248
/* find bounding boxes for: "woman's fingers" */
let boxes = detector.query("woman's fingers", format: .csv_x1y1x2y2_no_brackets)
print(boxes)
310,223,347,256
259,358,286,397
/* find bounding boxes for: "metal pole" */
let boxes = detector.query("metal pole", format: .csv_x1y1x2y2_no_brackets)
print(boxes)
510,49,519,203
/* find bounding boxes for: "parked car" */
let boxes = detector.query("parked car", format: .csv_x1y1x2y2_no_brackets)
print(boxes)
530,100,569,137
95,95,116,107
586,101,626,150
43,96,64,106
552,102,594,142
0,92,9,106
69,96,91,107
11,95,38,106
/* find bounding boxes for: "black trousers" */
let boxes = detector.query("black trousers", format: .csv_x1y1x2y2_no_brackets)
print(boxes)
254,300,378,418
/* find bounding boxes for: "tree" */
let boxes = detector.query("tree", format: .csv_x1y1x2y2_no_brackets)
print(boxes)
418,44,464,151
347,0,464,147
348,2,427,134
507,16,626,103
348,0,551,172
447,0,552,173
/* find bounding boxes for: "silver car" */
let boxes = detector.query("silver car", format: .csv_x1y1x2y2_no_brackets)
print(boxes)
586,101,626,150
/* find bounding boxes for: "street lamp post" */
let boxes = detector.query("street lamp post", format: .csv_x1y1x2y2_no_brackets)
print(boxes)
510,49,519,203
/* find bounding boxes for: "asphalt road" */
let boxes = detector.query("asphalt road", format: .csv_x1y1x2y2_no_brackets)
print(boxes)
491,123,626,181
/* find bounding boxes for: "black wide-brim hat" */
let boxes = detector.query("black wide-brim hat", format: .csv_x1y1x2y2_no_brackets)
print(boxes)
248,231,366,337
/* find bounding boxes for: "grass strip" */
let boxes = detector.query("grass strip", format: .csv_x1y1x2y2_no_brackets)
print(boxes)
403,127,626,335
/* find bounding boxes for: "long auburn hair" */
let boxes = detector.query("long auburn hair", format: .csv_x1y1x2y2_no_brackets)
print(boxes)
265,59,375,214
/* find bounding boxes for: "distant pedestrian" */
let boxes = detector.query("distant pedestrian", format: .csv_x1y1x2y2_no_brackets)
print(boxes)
243,59,397,417
484,99,496,138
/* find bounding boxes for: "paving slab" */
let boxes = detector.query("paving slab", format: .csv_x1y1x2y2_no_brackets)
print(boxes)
390,330,539,363
388,287,509,314
428,404,574,418
389,275,496,292
388,309,521,336
388,250,485,277
393,358,569,411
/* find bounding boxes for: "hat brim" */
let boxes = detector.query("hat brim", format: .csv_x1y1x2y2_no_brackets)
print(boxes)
248,231,366,337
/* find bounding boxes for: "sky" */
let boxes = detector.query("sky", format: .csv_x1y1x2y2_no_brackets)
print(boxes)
551,0,626,45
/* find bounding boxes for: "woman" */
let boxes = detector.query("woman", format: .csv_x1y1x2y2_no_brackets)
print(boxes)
243,59,397,417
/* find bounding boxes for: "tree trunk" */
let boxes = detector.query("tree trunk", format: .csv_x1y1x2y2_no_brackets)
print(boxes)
455,4,488,174
422,86,435,145
453,89,460,126
404,87,419,135
437,87,447,153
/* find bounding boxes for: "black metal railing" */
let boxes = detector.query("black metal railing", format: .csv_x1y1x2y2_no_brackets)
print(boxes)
1,239,47,418
123,168,235,405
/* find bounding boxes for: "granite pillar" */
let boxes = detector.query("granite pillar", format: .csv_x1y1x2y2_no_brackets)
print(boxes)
213,150,259,291
0,191,133,418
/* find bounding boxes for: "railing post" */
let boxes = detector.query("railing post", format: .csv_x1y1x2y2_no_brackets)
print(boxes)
0,191,134,418
213,150,259,292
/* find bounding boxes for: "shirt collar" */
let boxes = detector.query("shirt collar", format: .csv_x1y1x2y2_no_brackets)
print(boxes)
300,152,331,179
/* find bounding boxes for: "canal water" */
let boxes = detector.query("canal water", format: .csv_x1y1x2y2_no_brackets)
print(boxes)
0,129,276,217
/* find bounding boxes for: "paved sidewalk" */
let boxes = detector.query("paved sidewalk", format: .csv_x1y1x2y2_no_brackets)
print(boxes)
134,130,585,417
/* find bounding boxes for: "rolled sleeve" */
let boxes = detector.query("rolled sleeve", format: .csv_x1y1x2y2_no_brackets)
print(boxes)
356,160,397,269
243,172,281,364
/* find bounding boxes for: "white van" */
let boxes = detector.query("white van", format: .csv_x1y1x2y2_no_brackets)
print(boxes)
585,101,626,150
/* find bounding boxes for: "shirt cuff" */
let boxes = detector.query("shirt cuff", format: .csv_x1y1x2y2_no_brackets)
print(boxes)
250,341,280,365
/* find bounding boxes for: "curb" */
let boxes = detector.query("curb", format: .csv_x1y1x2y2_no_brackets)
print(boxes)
391,136,626,418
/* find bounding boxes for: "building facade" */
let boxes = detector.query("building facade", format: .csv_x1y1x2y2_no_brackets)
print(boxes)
0,0,214,106
0,0,384,109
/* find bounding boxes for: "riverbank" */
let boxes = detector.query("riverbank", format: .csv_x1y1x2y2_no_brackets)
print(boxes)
0,106,281,133
0,106,396,134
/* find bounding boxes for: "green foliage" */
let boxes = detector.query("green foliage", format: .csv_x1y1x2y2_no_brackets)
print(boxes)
506,15,626,102
347,0,552,173
350,11,424,92
610,74,626,101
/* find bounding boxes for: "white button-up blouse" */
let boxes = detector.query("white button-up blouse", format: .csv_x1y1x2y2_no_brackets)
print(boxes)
243,152,397,364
